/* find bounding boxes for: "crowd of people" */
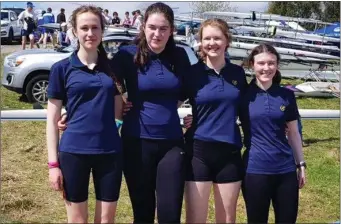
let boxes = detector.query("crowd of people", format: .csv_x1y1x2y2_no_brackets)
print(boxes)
45,2,307,224
17,2,144,50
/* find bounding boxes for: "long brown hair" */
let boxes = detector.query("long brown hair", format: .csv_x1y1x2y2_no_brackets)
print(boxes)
246,43,282,84
133,2,176,70
70,5,125,95
197,18,232,61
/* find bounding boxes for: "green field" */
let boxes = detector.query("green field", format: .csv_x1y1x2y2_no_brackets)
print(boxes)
0,53,340,223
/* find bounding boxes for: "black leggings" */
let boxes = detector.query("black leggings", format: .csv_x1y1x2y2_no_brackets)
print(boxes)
122,136,186,224
242,172,299,224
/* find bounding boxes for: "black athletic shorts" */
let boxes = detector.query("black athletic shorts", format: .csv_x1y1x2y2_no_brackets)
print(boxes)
59,151,122,203
186,139,245,183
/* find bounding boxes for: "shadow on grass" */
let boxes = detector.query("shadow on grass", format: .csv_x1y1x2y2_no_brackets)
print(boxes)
2,198,40,211
303,137,340,145
18,95,29,103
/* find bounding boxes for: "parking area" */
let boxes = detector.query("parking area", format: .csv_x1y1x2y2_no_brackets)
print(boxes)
1,42,23,54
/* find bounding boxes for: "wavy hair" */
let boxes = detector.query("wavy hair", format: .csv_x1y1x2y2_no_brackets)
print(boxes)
197,18,233,61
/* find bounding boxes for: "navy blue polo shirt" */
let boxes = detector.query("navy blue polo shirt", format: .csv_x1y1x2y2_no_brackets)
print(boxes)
111,44,191,139
185,60,248,147
47,51,122,154
240,79,299,174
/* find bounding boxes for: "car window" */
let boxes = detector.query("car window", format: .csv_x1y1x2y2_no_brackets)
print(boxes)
11,12,18,20
9,12,16,21
2,8,25,17
1,12,9,20
102,38,134,54
102,37,198,65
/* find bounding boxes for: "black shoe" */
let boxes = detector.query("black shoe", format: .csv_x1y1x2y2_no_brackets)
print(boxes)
36,43,40,48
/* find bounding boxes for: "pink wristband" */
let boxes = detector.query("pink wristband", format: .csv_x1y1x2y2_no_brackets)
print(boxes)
48,162,59,169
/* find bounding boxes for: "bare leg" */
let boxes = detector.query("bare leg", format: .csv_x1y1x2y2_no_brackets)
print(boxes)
65,200,88,223
94,200,118,223
21,36,27,50
213,181,241,224
185,181,211,223
29,34,34,49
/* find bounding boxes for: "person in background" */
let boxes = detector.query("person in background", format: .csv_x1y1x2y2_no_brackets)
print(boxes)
36,10,46,48
18,1,37,50
131,10,137,27
42,7,55,48
121,11,131,28
57,22,68,46
132,9,142,30
111,11,120,26
183,18,247,224
240,43,306,224
103,9,112,25
57,8,66,24
65,22,78,50
46,5,123,223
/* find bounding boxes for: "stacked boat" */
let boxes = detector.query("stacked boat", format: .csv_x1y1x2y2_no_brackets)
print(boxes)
175,11,340,98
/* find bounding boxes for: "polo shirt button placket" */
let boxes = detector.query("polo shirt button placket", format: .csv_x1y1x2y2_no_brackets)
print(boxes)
96,70,104,85
265,92,270,114
156,58,164,79
217,72,224,92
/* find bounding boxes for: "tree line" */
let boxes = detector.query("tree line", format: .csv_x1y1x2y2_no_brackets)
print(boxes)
267,1,340,24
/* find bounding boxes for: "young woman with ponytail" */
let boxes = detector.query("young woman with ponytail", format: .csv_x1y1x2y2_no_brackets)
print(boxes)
111,2,191,223
240,43,307,223
46,5,123,223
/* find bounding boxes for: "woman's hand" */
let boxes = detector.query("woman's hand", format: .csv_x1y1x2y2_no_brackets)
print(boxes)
123,101,133,116
57,114,68,131
183,114,193,129
297,167,306,189
49,167,64,192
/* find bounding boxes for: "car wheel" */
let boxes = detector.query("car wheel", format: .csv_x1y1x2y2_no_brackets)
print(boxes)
7,28,13,45
26,74,49,104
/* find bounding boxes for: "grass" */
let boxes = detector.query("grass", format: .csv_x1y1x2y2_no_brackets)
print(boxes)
0,52,340,223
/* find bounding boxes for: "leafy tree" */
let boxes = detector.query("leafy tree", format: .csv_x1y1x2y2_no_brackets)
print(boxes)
267,1,339,23
189,1,237,18
321,1,340,23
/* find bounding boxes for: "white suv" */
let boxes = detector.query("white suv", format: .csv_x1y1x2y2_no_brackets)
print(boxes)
1,9,23,44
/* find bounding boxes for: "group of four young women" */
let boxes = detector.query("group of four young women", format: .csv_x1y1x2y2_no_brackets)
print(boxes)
46,2,307,223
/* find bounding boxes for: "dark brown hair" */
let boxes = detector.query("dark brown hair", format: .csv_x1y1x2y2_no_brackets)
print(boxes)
133,2,176,69
70,5,124,95
197,18,232,61
246,43,282,84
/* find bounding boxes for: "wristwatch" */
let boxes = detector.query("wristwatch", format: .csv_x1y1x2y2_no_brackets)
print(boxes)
296,161,307,169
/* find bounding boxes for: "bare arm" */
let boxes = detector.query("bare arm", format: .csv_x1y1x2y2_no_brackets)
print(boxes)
17,11,24,26
115,95,123,121
46,98,63,163
286,120,304,164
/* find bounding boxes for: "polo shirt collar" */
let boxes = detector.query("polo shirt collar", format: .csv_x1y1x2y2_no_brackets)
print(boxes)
203,59,230,73
69,51,100,68
148,46,167,60
250,78,280,93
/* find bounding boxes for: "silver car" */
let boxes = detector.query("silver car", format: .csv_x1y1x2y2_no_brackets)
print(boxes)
2,33,198,104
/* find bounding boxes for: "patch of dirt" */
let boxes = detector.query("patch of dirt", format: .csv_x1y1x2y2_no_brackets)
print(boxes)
1,43,23,54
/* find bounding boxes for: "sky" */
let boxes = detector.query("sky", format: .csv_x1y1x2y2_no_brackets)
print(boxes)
1,1,268,19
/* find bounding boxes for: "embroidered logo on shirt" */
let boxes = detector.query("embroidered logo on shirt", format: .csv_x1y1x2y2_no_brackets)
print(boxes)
280,105,286,111
232,80,238,85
